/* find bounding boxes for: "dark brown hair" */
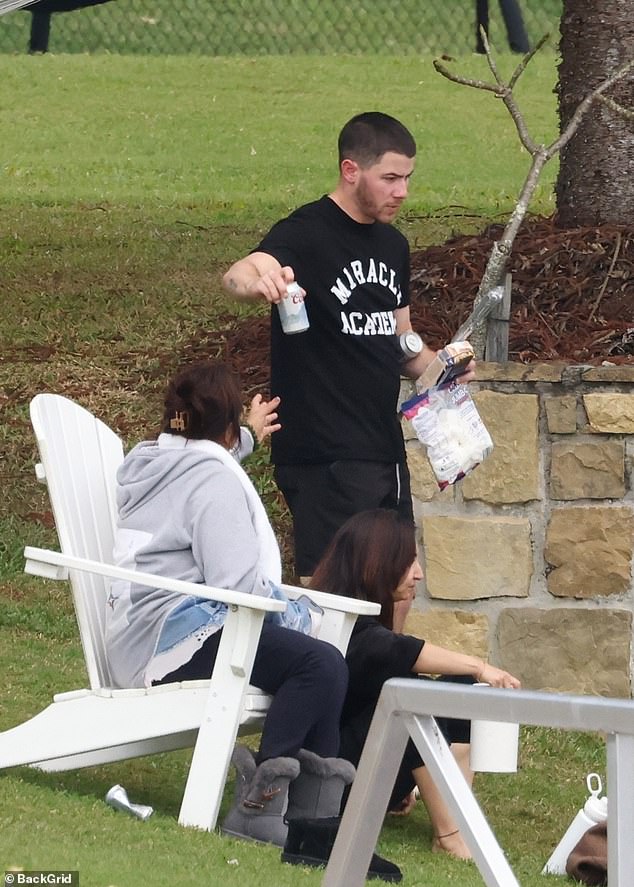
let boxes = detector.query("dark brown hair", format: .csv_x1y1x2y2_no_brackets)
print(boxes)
311,509,417,629
161,361,242,445
338,112,416,168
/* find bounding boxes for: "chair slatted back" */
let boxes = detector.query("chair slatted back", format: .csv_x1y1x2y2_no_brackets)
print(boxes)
30,394,124,689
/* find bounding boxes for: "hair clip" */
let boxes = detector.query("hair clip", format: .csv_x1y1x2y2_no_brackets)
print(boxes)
170,411,189,432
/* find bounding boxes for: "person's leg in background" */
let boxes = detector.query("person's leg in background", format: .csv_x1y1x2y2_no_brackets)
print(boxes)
413,744,474,860
418,676,474,859
28,9,52,53
340,691,473,861
275,460,412,582
385,717,473,860
499,0,530,53
475,0,530,54
475,0,490,53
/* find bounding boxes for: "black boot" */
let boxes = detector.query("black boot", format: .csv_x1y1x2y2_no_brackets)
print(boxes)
282,816,402,882
281,749,402,882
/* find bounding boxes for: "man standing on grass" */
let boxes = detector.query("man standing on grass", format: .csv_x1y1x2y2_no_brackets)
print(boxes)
223,111,474,578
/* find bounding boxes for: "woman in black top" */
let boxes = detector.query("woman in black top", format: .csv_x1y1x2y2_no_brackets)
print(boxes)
311,508,521,860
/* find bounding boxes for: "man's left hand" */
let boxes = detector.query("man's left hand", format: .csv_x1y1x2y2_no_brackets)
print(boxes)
454,358,477,384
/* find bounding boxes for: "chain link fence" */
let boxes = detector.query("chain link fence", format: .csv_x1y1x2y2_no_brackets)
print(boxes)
1,0,562,56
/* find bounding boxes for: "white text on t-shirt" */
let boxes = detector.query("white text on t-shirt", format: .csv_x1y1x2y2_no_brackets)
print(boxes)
340,311,397,336
330,258,403,306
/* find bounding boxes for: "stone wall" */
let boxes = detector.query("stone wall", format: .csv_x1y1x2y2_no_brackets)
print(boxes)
402,363,634,698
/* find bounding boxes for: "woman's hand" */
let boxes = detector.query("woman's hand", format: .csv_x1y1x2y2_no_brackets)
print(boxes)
247,394,281,443
478,663,521,689
388,789,417,817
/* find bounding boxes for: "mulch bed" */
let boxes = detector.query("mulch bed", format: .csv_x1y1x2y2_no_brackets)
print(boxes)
409,215,633,363
188,215,632,394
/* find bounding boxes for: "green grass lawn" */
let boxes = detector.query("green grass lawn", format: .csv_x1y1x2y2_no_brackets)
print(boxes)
1,52,558,212
0,50,606,886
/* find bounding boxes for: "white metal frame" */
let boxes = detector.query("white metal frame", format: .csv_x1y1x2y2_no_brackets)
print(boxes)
323,678,634,887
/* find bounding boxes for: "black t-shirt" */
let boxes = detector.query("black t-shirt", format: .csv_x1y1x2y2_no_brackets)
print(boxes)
340,615,470,776
256,196,410,465
341,615,424,725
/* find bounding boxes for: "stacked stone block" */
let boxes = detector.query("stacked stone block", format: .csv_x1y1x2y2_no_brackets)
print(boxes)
402,363,634,697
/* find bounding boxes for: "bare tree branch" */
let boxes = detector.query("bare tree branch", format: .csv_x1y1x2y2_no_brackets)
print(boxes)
551,57,634,158
597,93,634,121
589,231,622,321
509,33,550,90
431,61,502,96
432,41,634,358
480,27,506,89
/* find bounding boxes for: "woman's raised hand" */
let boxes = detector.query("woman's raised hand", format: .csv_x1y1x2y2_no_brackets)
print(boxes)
247,393,281,443
478,663,521,689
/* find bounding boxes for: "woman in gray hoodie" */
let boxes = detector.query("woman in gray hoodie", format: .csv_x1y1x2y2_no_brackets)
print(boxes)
106,361,399,882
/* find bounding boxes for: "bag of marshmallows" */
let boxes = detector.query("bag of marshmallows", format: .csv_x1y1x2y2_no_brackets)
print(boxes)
401,381,494,490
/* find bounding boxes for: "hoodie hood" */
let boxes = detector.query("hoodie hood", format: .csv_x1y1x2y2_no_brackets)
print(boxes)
116,436,221,520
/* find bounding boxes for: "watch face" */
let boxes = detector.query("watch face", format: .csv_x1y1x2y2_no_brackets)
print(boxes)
401,331,422,356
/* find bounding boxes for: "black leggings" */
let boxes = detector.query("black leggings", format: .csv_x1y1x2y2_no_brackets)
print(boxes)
157,622,348,763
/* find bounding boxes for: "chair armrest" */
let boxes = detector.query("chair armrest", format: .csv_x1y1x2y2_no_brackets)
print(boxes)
279,583,380,654
24,546,286,614
280,583,380,617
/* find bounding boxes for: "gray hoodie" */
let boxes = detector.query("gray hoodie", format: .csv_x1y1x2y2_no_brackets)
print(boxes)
106,434,273,688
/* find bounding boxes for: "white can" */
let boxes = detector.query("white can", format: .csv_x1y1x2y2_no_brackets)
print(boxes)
277,282,309,335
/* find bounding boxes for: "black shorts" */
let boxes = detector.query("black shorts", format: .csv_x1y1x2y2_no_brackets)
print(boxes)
274,459,413,576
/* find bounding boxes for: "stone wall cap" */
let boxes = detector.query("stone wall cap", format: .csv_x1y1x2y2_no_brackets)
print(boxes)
581,365,634,383
478,361,569,382
478,362,634,384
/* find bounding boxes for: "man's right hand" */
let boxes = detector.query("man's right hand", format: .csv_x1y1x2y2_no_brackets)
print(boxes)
222,251,299,303
245,265,298,304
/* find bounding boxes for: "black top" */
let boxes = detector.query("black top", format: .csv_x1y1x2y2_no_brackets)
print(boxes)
342,615,424,724
339,615,470,788
256,196,410,465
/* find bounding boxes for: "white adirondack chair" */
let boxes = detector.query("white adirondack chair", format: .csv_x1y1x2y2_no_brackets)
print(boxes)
0,393,379,832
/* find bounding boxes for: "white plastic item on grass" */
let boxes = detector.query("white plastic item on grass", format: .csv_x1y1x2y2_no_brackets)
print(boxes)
542,773,608,875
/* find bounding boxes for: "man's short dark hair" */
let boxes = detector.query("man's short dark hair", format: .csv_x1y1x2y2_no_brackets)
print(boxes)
338,112,416,168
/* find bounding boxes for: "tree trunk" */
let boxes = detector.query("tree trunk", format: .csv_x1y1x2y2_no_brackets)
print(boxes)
556,1,634,227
